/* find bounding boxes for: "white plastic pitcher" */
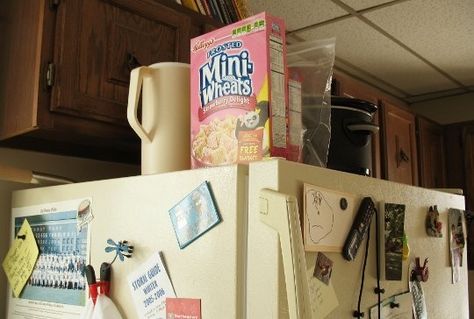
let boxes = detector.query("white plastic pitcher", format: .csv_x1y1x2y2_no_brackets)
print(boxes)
127,63,190,175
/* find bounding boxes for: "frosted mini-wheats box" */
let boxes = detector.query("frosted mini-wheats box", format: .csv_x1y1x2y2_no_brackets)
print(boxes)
190,12,288,167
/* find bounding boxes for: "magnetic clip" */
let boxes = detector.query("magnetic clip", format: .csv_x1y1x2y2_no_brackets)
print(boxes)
85,265,99,304
85,262,113,304
99,262,111,296
374,287,385,294
390,302,400,308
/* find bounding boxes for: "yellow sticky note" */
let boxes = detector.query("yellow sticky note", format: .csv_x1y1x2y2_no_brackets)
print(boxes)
2,219,39,297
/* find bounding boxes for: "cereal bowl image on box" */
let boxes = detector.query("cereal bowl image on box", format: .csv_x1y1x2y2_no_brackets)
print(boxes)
190,12,288,168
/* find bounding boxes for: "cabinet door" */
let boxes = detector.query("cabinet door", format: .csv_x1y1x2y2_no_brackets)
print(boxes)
417,117,446,188
382,101,418,185
50,0,191,125
0,0,44,139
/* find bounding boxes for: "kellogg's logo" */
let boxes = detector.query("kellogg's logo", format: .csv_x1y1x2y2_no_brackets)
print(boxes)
192,38,215,52
199,41,254,109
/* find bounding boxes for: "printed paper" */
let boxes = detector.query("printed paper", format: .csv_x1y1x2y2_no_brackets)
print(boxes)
381,202,406,281
448,208,465,284
128,252,176,319
2,219,39,297
166,298,201,319
307,262,339,319
7,198,91,318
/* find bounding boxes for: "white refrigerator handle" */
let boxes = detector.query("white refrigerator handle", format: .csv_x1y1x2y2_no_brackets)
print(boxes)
259,189,312,319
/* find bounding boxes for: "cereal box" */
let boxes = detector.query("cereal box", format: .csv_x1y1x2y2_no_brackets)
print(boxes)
190,12,288,168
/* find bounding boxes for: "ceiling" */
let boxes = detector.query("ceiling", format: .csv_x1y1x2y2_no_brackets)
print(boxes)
247,0,474,105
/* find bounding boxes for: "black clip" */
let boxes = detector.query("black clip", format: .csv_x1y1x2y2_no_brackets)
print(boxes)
16,234,26,240
374,287,385,294
390,302,400,309
353,310,364,318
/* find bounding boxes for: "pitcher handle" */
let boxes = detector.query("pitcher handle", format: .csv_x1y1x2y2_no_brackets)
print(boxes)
127,66,151,143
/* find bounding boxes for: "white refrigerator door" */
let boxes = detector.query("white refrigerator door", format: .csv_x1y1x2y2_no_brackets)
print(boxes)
9,165,248,319
247,159,468,319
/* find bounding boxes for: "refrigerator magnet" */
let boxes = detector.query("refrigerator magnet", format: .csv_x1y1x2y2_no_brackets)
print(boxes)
313,252,333,285
168,181,221,249
77,198,93,232
426,205,442,237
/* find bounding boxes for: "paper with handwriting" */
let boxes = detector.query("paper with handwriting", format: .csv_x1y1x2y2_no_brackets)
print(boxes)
2,219,39,297
307,265,339,319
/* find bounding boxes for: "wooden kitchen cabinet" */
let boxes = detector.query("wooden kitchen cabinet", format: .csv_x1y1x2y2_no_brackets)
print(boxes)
465,127,474,211
0,0,218,163
444,122,474,211
416,116,446,188
381,100,418,186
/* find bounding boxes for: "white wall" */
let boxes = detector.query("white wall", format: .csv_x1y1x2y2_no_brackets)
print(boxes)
411,92,474,124
0,147,139,314
0,147,140,182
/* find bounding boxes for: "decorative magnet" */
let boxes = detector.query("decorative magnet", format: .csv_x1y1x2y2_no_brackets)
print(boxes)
105,239,134,265
426,205,442,237
411,257,429,282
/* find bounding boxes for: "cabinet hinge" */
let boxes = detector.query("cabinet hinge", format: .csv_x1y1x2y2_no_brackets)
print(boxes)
49,0,60,10
46,63,56,88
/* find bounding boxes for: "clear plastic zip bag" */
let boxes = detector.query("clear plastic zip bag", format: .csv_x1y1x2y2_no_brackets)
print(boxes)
287,38,336,167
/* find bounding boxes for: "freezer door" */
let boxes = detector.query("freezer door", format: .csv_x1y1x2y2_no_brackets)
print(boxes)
9,165,248,319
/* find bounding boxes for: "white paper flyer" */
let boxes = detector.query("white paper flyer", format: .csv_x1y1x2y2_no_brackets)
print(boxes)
127,251,176,319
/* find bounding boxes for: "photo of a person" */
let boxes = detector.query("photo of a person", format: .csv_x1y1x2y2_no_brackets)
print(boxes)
15,207,89,306
449,208,465,284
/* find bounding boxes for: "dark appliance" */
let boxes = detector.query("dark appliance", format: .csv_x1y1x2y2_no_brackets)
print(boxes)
327,96,379,176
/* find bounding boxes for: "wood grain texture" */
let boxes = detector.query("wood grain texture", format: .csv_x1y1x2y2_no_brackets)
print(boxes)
0,0,45,139
0,0,220,163
417,116,446,188
51,0,191,124
381,100,419,186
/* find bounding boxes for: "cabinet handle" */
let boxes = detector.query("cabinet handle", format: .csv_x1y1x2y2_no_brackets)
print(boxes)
399,149,410,163
127,53,142,71
395,136,410,167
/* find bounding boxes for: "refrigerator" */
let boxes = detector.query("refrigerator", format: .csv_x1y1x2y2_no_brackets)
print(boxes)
4,159,469,318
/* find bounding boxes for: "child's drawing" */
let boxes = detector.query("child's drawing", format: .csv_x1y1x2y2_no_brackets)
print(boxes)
306,190,335,244
304,184,357,252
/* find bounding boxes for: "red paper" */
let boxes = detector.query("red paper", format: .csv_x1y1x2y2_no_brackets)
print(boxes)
166,298,201,319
